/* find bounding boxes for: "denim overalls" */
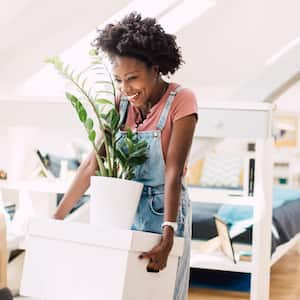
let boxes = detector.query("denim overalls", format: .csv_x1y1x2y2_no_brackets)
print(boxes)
118,86,192,300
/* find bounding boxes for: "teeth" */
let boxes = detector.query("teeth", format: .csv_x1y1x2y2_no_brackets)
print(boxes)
127,93,139,100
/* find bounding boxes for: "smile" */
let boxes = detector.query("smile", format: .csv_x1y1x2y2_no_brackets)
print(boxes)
127,92,140,100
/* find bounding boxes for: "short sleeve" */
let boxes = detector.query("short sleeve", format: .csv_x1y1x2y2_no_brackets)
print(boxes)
171,88,198,122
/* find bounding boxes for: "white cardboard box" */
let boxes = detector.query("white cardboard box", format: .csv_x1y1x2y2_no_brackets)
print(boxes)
20,218,184,300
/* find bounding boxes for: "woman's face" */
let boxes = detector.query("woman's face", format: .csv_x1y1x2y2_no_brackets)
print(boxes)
112,56,159,109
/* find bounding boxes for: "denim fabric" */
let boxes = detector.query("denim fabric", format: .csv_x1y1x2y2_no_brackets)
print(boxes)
118,86,191,300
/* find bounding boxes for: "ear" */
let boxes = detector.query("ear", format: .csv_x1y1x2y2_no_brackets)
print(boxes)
151,65,160,77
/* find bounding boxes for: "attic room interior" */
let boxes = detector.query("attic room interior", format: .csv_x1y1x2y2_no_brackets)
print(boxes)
1,1,300,299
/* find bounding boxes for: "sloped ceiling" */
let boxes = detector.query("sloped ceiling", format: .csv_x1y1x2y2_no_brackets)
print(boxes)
0,0,130,92
172,0,300,102
1,0,300,105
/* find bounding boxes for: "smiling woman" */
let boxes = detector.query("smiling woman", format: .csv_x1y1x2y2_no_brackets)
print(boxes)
54,12,198,300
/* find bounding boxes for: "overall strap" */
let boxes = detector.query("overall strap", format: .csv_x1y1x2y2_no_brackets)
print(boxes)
156,85,183,130
119,96,129,126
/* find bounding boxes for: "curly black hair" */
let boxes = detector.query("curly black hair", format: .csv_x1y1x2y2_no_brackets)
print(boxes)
93,12,183,75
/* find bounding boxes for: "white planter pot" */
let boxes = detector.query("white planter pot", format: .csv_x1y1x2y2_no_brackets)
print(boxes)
90,176,143,230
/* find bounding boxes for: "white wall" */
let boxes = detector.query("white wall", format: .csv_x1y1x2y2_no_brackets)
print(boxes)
0,98,88,175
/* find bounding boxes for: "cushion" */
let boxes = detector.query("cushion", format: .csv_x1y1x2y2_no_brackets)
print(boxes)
186,159,204,185
199,153,243,188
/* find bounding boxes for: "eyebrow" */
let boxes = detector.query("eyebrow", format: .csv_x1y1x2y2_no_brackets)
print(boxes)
114,71,139,78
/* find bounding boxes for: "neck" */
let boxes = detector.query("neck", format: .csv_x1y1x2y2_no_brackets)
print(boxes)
139,102,152,120
150,80,168,106
138,80,168,119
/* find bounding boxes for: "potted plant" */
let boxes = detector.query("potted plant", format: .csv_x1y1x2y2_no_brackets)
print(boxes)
46,49,148,229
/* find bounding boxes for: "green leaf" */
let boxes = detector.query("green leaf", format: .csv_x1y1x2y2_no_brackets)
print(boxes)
126,128,134,139
125,138,134,152
127,156,147,166
116,149,127,165
111,110,120,132
79,108,87,123
101,109,114,124
45,56,63,71
89,130,96,142
95,98,113,106
70,69,75,79
89,49,98,57
65,92,77,107
104,125,113,147
75,72,83,82
85,118,93,130
64,64,70,75
81,78,88,89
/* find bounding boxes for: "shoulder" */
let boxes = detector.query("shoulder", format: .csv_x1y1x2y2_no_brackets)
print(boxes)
170,83,197,105
169,84,198,121
176,85,197,98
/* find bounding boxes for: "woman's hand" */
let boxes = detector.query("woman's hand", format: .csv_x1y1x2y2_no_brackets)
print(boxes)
139,226,174,272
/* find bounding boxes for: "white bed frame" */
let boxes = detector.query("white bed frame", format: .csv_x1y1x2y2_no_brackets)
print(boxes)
188,101,300,300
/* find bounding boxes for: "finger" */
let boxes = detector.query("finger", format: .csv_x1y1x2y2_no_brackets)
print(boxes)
139,242,162,259
146,266,159,273
146,260,160,273
138,252,148,259
139,250,155,259
151,258,167,271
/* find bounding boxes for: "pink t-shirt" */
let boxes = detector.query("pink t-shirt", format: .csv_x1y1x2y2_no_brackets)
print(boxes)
117,83,198,161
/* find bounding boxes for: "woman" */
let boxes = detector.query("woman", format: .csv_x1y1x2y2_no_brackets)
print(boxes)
54,12,198,300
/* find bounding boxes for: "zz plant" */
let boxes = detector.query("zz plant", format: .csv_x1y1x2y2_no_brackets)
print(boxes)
46,49,148,180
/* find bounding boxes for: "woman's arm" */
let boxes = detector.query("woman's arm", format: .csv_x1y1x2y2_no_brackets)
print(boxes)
139,114,197,271
164,114,197,223
53,150,99,220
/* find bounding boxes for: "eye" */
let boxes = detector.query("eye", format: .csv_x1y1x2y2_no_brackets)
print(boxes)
114,78,122,84
128,76,137,81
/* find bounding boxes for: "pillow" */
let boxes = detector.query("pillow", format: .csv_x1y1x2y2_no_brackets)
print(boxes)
199,153,243,188
186,159,204,185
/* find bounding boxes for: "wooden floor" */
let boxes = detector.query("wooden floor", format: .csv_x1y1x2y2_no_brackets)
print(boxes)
188,248,300,300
